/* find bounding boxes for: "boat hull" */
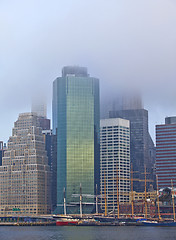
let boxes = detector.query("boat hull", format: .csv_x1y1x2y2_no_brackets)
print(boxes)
56,221,78,226
141,221,176,227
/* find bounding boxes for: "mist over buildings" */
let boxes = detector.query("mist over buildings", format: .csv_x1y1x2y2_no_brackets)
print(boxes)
0,0,176,142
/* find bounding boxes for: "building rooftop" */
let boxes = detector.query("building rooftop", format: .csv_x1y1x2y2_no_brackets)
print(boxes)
165,116,176,124
62,66,88,77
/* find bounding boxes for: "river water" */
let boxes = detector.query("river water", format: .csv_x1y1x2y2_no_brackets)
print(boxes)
1,226,176,240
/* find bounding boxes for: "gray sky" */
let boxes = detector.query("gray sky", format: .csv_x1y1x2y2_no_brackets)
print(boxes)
1,0,176,143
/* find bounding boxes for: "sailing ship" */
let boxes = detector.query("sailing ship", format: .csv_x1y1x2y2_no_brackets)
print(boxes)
139,178,176,226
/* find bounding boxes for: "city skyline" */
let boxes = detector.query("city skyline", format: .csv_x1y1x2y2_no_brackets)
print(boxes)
1,0,176,234
1,0,176,143
1,74,176,144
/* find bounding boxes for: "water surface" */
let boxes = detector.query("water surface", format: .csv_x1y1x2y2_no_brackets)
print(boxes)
0,226,176,240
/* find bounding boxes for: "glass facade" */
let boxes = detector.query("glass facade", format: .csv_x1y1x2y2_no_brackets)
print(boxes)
53,67,100,214
0,142,4,166
42,130,57,212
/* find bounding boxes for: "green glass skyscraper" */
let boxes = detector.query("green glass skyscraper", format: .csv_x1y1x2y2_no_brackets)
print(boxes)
52,66,100,214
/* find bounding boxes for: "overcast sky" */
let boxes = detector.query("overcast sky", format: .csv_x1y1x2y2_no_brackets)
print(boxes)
1,0,176,143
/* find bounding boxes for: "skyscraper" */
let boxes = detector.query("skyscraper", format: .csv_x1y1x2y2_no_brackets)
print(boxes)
100,91,143,119
31,98,50,130
156,117,176,188
42,129,57,212
100,118,130,213
32,98,47,118
0,141,4,166
121,92,143,110
109,108,156,192
0,113,51,215
53,66,100,214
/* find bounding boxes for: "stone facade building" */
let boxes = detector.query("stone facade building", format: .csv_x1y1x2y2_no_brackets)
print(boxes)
0,113,51,216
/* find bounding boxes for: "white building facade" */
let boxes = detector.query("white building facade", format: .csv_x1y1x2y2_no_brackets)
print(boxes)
100,118,130,213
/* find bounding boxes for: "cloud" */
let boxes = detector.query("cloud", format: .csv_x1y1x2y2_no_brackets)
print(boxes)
0,0,176,142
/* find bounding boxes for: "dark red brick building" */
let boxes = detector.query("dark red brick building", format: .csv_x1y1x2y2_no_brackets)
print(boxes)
156,117,176,188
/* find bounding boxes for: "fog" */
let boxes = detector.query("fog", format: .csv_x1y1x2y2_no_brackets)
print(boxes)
0,0,176,143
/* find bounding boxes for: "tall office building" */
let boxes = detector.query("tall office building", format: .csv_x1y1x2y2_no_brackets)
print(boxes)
0,141,4,166
42,129,57,212
100,91,143,119
53,66,100,214
0,113,51,215
121,92,143,110
32,98,47,118
100,118,130,213
109,108,156,192
31,99,50,130
156,117,176,188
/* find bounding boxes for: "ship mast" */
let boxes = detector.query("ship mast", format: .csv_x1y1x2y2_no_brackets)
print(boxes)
171,179,175,222
63,187,67,215
131,164,134,218
116,166,120,218
104,170,107,216
144,165,148,219
96,184,98,214
156,175,161,221
80,183,82,218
